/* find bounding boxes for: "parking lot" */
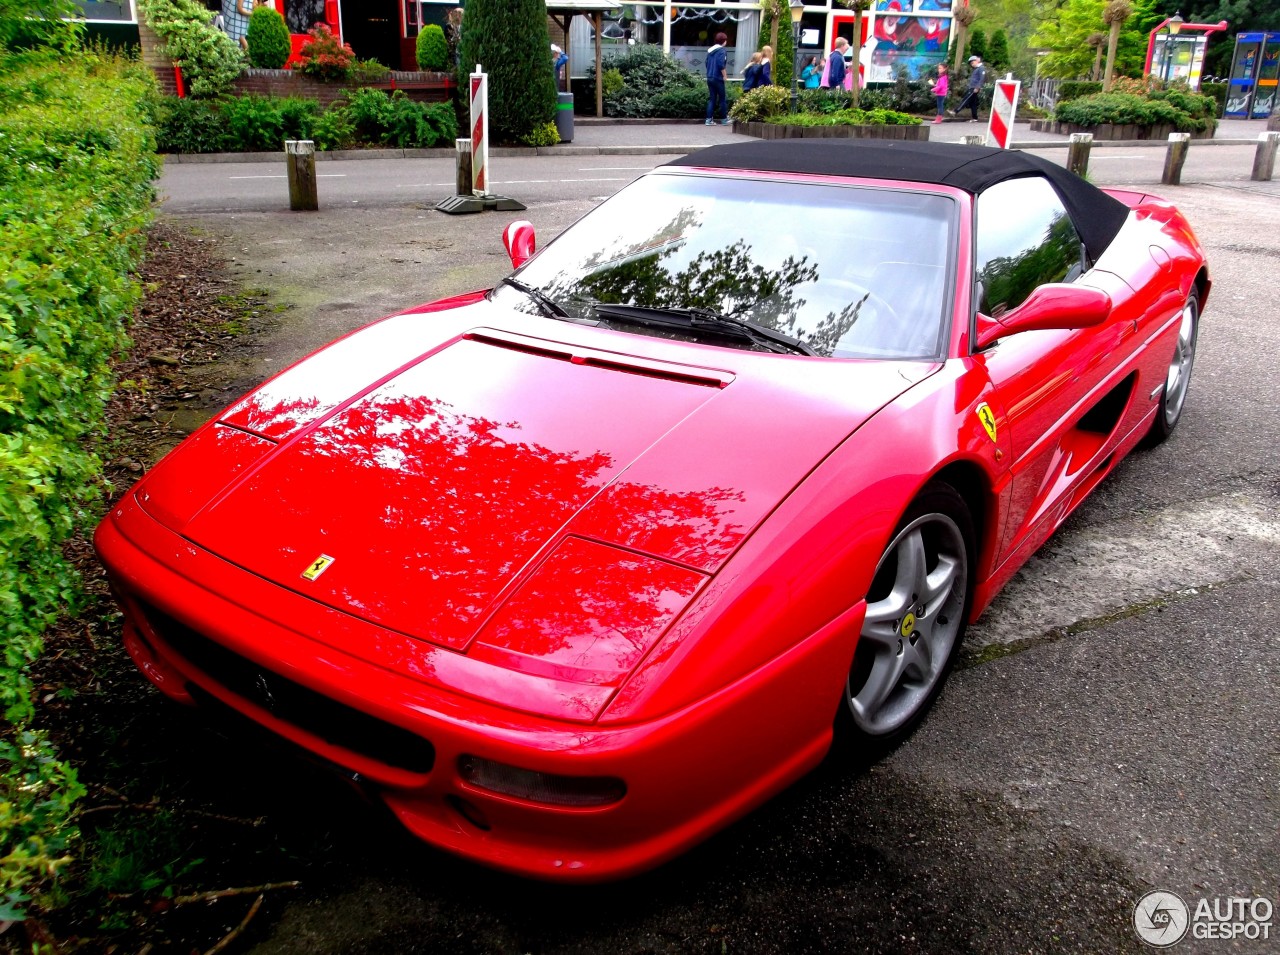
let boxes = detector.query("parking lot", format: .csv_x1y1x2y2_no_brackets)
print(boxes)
151,138,1279,954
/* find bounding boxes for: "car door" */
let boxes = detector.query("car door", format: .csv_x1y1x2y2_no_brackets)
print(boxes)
971,176,1135,570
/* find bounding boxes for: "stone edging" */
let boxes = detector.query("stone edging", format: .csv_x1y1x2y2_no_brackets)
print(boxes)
1030,119,1216,140
733,120,929,140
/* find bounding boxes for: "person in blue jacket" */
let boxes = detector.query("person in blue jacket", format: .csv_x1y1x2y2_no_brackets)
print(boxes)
705,32,730,125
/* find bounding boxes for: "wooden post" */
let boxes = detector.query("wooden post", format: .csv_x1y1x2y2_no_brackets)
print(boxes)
1251,131,1280,182
455,138,473,196
285,140,318,211
1067,132,1093,177
595,12,603,118
961,134,986,146
1161,132,1191,186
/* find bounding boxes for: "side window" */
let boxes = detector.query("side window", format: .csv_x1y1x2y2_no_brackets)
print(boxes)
974,177,1086,317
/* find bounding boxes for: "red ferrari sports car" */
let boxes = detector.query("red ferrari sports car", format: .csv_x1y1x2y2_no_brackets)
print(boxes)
96,140,1207,881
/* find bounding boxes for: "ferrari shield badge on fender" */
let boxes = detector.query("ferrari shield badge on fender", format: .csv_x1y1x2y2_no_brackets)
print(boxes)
301,554,335,581
976,403,998,443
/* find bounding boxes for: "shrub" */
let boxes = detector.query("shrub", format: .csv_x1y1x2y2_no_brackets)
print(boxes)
246,5,290,69
589,45,707,119
137,0,244,98
293,22,354,81
457,0,558,143
219,94,318,150
310,104,355,149
728,84,789,122
415,23,446,71
1200,81,1226,117
518,120,559,147
155,95,229,152
0,0,82,51
343,87,457,147
1058,80,1103,102
349,57,389,84
1054,91,1211,132
766,106,922,126
0,45,158,919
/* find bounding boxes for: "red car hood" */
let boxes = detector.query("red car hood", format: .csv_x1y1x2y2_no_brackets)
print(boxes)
150,302,936,652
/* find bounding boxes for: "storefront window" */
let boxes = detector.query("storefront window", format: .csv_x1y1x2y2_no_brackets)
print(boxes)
283,0,325,34
73,0,132,22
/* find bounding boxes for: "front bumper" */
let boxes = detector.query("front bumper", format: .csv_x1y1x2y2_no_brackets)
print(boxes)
95,493,861,881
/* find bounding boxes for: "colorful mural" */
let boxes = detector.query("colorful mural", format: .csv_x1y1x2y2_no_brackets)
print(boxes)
863,0,952,83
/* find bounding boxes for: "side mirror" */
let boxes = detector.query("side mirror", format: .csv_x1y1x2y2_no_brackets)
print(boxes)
975,283,1112,349
503,220,536,269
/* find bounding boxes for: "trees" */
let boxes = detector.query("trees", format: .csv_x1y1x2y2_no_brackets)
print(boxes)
988,28,1011,74
137,0,244,97
1031,0,1160,79
759,0,795,95
457,0,557,144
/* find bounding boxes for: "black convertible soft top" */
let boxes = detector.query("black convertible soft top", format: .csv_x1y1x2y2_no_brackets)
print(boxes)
667,140,1130,262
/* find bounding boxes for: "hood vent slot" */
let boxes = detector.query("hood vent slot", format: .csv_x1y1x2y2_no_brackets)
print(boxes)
466,328,733,389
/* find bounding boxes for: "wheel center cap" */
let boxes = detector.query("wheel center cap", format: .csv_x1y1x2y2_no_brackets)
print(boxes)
901,612,917,637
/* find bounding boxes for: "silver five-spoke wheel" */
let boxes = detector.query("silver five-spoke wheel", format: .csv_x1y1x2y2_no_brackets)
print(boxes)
846,487,970,739
1147,290,1199,444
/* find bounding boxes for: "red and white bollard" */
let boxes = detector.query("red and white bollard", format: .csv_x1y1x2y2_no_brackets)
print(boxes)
986,76,1021,150
470,65,489,197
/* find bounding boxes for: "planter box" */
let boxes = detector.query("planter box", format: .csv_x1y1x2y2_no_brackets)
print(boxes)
1030,119,1216,140
232,69,454,107
734,120,929,141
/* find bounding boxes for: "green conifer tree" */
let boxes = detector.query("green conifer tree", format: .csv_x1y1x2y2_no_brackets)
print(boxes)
247,5,290,69
457,0,557,144
988,28,1010,74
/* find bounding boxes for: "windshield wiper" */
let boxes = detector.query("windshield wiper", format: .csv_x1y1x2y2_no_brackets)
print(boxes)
500,276,569,318
591,303,816,357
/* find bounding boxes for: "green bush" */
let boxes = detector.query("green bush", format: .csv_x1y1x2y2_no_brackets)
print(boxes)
1200,81,1226,118
458,0,556,143
219,94,318,150
137,0,244,98
0,0,82,52
310,104,356,149
518,120,560,147
766,106,922,126
343,87,457,147
415,23,446,71
0,45,158,919
1057,80,1103,102
728,84,789,122
349,57,389,84
1054,91,1213,132
293,22,353,81
588,45,707,118
155,95,229,152
246,5,290,69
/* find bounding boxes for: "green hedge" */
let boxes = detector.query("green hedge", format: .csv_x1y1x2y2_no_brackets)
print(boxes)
765,107,922,127
1054,91,1216,132
0,45,159,919
154,91,458,152
1200,81,1226,118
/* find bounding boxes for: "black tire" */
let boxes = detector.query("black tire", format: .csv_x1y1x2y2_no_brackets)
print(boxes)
1145,289,1199,445
836,481,975,754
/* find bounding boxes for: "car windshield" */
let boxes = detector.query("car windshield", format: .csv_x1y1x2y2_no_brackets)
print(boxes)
493,172,956,360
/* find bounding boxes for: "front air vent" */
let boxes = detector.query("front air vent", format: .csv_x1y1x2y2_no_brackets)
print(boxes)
139,604,435,775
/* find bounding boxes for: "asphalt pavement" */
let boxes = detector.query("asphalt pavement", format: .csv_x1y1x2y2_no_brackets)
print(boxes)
148,121,1280,954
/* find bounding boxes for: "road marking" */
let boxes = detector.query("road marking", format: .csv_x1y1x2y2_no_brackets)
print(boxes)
1089,156,1157,161
228,174,349,179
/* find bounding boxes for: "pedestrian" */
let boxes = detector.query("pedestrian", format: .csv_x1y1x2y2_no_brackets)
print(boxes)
951,54,986,121
822,37,849,89
222,0,253,51
741,51,764,92
801,55,822,89
551,43,568,90
705,32,730,125
930,63,948,124
759,45,774,87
